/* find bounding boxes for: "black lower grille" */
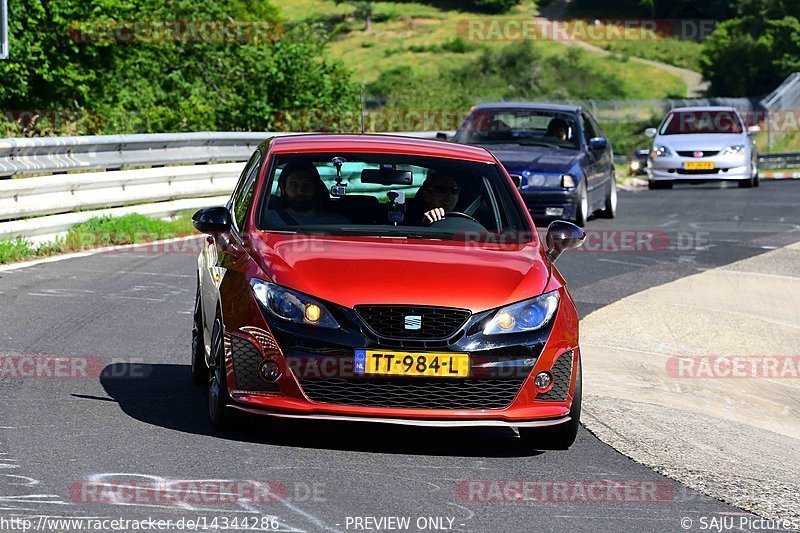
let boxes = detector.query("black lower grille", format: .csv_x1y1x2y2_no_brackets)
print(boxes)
676,168,721,175
297,377,525,410
538,351,574,401
355,305,471,340
230,335,277,392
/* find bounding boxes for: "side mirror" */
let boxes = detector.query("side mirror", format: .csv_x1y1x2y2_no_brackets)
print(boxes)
644,127,657,138
546,221,585,262
589,136,608,151
192,206,232,234
435,132,449,140
747,125,761,135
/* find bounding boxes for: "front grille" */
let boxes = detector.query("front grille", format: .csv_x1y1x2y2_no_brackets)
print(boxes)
676,168,721,175
355,305,471,340
538,351,574,401
229,335,277,392
298,377,525,410
677,150,719,157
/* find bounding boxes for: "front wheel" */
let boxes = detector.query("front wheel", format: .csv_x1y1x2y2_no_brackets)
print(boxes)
573,182,588,227
191,280,207,385
208,314,241,431
597,178,617,219
519,364,582,451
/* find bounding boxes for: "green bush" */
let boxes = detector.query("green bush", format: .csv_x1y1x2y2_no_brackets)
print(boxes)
0,0,360,136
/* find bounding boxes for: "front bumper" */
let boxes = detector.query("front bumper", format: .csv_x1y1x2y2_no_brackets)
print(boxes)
220,284,580,425
518,188,578,221
648,155,750,181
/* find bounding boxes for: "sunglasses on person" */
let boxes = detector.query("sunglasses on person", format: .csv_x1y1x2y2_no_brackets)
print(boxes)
427,185,460,194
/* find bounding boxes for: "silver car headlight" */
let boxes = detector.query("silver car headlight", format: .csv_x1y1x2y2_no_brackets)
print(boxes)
651,145,672,158
724,144,746,156
250,279,340,329
483,291,560,335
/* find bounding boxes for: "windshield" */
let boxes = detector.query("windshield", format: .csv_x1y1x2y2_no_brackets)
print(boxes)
454,108,580,149
659,110,743,135
256,153,532,242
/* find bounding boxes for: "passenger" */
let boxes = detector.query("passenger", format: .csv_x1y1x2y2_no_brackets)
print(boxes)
266,161,350,226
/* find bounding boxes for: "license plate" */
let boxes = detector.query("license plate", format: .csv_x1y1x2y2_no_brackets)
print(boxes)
354,350,469,378
683,161,714,170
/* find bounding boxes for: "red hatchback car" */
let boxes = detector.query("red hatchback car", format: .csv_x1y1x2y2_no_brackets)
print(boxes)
191,134,586,449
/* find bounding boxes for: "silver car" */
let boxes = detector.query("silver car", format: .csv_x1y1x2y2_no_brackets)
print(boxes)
645,106,760,189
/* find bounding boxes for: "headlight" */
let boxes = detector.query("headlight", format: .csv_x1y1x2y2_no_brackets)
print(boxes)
651,145,671,158
250,279,339,329
483,291,560,335
630,161,640,170
522,172,575,188
724,144,745,156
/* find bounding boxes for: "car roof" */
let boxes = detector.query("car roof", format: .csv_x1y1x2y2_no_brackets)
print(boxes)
265,134,497,163
471,102,582,113
668,106,739,113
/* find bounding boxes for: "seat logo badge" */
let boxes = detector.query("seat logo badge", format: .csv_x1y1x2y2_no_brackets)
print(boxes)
693,151,703,158
404,315,422,330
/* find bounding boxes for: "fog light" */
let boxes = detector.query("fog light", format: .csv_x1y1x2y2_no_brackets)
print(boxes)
258,360,281,382
545,207,564,217
534,371,552,390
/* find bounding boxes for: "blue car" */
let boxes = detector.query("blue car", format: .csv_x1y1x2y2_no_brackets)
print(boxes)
442,103,617,226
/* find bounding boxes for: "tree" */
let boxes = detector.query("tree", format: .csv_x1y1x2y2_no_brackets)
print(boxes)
335,1,373,32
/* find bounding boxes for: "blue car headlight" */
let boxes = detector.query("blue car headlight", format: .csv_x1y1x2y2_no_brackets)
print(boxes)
523,171,575,188
483,291,560,335
250,279,339,329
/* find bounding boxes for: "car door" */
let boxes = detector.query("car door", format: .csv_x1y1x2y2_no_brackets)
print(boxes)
201,150,262,349
581,111,612,208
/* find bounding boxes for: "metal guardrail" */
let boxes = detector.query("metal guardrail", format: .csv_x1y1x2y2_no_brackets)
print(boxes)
0,131,440,178
0,131,444,242
759,152,800,170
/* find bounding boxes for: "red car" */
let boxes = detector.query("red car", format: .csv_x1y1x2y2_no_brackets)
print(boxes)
191,134,586,449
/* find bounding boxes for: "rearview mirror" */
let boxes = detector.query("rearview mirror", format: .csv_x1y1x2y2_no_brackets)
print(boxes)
747,125,761,135
546,221,585,262
361,168,413,185
644,127,657,138
435,132,449,140
589,137,607,151
192,206,232,234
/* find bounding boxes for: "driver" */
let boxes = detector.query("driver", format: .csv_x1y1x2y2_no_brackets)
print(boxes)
265,161,350,226
544,118,569,142
407,172,461,225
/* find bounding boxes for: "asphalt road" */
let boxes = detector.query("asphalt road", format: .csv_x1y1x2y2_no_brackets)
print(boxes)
1,180,798,533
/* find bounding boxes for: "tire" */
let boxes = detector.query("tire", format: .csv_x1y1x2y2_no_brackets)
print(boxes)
573,182,588,227
597,178,617,219
191,280,207,385
752,157,760,187
208,313,241,431
648,180,672,190
738,177,754,188
519,363,582,451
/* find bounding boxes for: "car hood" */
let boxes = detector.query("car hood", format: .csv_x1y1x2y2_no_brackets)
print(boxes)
477,144,581,173
655,133,746,151
250,233,551,313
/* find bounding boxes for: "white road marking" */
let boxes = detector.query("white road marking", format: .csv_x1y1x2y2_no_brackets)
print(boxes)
598,258,649,268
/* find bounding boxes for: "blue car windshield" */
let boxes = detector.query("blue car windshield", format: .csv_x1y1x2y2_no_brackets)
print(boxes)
454,109,580,149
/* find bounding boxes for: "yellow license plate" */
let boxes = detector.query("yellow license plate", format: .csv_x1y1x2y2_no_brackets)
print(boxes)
683,161,714,170
355,350,469,378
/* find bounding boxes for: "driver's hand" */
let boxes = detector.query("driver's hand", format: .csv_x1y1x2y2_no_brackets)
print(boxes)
423,208,446,224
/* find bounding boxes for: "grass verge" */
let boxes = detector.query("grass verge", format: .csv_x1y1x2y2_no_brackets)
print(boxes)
0,213,196,265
